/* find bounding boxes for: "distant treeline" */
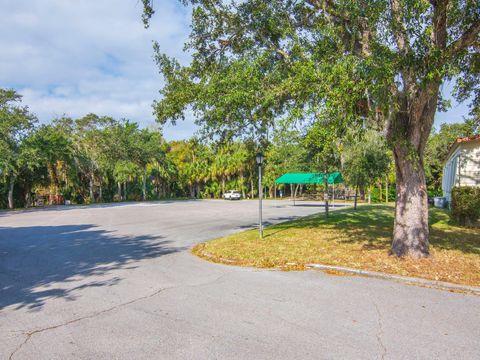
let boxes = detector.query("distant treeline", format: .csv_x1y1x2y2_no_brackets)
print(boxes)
2,88,475,209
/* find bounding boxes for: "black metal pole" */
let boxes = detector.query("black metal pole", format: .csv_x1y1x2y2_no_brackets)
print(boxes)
259,164,263,238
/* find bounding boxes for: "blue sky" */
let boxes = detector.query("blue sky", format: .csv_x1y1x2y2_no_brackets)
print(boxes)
0,0,472,140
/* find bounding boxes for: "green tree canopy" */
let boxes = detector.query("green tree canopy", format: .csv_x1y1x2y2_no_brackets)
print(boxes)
143,0,480,257
343,130,391,204
0,89,37,208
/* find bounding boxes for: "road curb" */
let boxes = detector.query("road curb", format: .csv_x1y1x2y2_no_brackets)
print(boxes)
306,263,480,295
197,250,480,295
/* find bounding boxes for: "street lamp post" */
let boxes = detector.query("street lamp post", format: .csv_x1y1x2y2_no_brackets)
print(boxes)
256,153,264,238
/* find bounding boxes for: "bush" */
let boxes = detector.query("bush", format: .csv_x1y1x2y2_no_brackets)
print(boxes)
451,187,480,227
427,188,443,198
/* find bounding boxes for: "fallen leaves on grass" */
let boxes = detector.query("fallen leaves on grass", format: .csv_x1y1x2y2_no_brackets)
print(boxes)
192,206,480,286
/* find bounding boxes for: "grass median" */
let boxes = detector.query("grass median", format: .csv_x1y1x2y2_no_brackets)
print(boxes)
192,205,480,287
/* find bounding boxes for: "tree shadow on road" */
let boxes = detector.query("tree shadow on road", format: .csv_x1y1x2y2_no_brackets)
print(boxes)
0,224,182,311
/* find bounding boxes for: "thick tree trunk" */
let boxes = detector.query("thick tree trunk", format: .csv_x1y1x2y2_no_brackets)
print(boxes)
391,148,430,258
7,175,16,209
117,182,122,200
99,183,103,202
387,80,439,257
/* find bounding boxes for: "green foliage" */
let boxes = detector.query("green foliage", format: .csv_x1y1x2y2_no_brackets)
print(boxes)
427,188,443,198
143,0,479,254
0,90,178,208
303,118,342,174
0,89,37,177
263,129,307,188
451,187,480,227
114,161,140,184
342,131,391,190
370,186,396,203
144,1,479,146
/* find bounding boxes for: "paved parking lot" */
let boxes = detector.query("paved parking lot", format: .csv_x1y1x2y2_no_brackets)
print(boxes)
1,200,479,359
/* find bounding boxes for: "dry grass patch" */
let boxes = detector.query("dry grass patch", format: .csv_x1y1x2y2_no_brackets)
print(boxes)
192,205,480,286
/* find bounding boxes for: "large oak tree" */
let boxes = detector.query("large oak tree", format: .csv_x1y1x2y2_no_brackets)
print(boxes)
143,0,479,257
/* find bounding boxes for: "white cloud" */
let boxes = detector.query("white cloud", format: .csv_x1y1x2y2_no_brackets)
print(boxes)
0,0,198,140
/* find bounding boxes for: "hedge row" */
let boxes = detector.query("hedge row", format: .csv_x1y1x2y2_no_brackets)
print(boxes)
451,186,480,227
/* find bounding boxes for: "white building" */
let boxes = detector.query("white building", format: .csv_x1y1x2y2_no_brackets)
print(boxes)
442,135,480,202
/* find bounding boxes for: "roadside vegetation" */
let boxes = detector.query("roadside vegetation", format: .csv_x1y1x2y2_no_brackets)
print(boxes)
2,0,479,258
2,88,476,211
193,205,480,287
1,89,398,209
143,0,480,257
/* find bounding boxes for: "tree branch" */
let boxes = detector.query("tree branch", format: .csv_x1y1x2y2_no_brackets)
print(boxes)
305,0,351,22
445,21,480,59
390,0,410,55
431,0,448,49
390,0,414,92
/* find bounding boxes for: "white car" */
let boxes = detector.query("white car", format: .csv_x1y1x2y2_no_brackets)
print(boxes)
223,190,241,200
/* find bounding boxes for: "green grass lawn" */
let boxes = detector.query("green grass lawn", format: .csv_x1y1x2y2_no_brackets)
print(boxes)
193,205,480,287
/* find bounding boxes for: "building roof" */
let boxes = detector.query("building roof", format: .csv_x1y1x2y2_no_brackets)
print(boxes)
455,134,480,144
275,172,343,184
445,134,480,162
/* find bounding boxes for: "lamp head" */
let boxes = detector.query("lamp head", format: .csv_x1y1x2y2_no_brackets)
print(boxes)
256,153,264,165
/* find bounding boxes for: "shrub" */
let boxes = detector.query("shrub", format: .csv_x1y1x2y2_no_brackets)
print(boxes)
451,186,480,227
427,188,442,198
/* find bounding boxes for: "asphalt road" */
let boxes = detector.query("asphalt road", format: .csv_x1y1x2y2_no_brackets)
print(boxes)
0,200,479,359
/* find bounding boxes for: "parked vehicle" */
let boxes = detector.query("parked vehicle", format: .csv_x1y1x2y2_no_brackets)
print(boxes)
223,190,241,200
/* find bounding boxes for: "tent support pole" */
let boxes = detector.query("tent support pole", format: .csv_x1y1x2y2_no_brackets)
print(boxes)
333,183,335,208
293,183,295,206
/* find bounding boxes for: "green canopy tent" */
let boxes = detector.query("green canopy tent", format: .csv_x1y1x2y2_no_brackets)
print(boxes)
275,172,344,205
